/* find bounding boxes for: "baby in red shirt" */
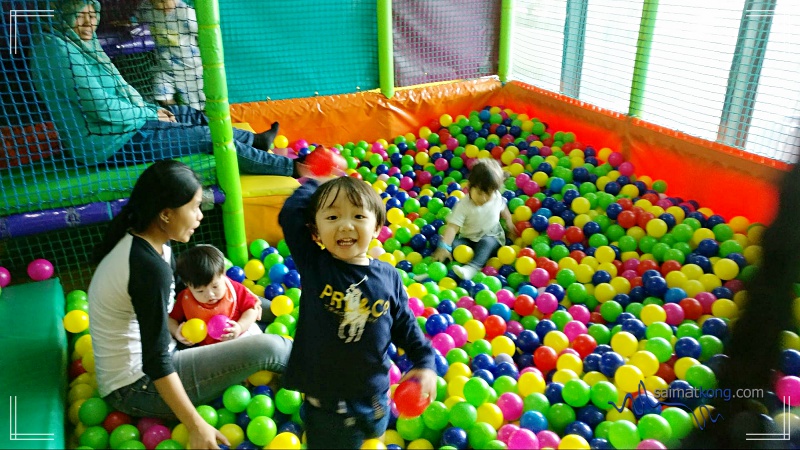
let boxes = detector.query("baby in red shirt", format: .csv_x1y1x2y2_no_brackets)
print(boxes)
170,244,262,346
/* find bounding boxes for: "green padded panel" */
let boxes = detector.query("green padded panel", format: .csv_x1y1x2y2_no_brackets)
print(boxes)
0,154,217,216
0,278,67,449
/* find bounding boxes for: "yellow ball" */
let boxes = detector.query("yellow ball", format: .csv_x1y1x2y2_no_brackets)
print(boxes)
515,256,537,276
407,439,433,450
265,433,300,450
629,351,660,377
544,331,570,353
439,114,453,127
611,331,638,357
407,283,428,299
615,364,645,393
382,430,406,449
477,403,504,430
68,383,95,404
557,353,584,374
447,376,469,398
559,434,590,449
693,405,716,429
453,245,475,264
711,298,739,319
74,334,93,358
247,370,274,386
387,208,406,225
729,216,750,233
674,357,700,380
512,205,533,223
583,371,609,386
274,135,289,149
438,277,458,291
270,295,294,316
249,284,266,298
594,283,617,303
518,372,547,397
594,246,616,264
63,310,90,334
379,252,397,267
491,335,516,357
464,319,486,343
172,423,190,447
640,304,667,325
219,424,245,448
68,398,87,426
571,197,591,214
362,438,388,449
713,259,739,280
552,369,579,385
244,259,266,281
181,318,208,344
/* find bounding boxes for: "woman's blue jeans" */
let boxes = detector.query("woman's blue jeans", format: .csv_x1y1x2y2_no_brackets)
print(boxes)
111,105,294,176
104,334,292,419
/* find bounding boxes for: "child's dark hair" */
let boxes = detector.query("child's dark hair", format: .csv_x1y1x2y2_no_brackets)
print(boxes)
306,177,386,235
468,159,505,193
93,160,202,263
176,244,226,287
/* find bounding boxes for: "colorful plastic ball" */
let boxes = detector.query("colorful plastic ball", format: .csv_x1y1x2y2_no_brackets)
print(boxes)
63,310,90,334
0,267,10,287
206,314,229,340
559,434,590,449
453,245,475,264
469,422,498,449
275,388,303,415
395,380,431,417
222,385,251,413
247,416,277,447
27,258,54,281
109,424,140,449
270,295,295,317
496,392,524,421
80,426,110,449
79,397,109,426
267,432,301,449
508,428,539,450
776,376,800,406
180,318,207,344
142,424,170,449
226,265,246,283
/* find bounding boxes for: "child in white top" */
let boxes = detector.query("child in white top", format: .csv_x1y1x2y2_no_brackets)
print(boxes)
432,158,517,280
136,0,205,110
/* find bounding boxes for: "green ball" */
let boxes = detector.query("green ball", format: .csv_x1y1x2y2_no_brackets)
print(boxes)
566,282,587,303
196,404,218,427
276,240,291,257
550,310,573,330
250,239,270,258
637,413,673,442
698,335,724,361
645,322,674,340
677,323,703,339
274,314,297,334
556,269,577,287
109,424,140,450
428,262,448,281
80,426,110,449
468,422,497,449
546,403,576,433
469,339,492,358
618,235,639,252
275,388,303,415
685,364,717,390
662,407,694,439
588,324,611,345
262,252,284,269
463,377,492,407
493,376,518,395
672,224,694,242
246,416,277,447
484,440,508,450
652,180,668,193
475,290,497,309
449,401,478,430
155,439,183,450
216,407,237,427
422,401,450,430
626,302,644,318
452,308,473,325
600,301,623,322
78,397,109,426
396,415,425,441
265,322,289,336
590,381,618,410
436,376,448,402
562,379,591,408
644,337,674,363
446,348,470,365
394,227,412,244
608,420,641,449
222,385,251,413
118,440,146,450
246,394,275,418
550,245,571,262
595,420,613,440
483,277,503,293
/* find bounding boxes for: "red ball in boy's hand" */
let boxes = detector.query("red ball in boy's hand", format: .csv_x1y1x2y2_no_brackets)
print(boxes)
394,379,429,417
305,146,346,176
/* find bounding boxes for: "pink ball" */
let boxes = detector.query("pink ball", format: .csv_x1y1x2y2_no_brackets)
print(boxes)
618,161,635,176
529,268,550,288
515,174,531,189
207,314,229,340
469,305,489,322
431,333,456,355
506,320,524,336
663,303,685,325
456,296,475,309
498,424,520,443
776,376,800,405
142,424,171,449
535,292,558,315
445,325,468,348
539,146,552,157
508,429,540,450
621,269,638,281
623,258,640,271
536,430,559,449
400,177,414,191
136,417,164,436
496,392,524,421
563,321,588,342
496,289,516,307
417,171,433,186
445,137,459,150
27,258,54,281
637,439,667,450
695,292,717,313
724,279,745,293
371,142,385,153
378,226,393,243
387,166,401,176
656,199,673,209
546,223,565,241
523,180,540,196
512,158,525,165
482,266,499,277
608,152,624,167
568,305,591,324
408,297,424,316
292,139,309,151
434,158,449,171
389,364,401,385
0,267,10,288
415,139,429,151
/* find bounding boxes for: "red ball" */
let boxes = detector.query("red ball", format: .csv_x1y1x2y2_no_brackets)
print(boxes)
491,146,505,159
407,213,420,222
637,260,660,276
569,250,586,263
656,363,676,383
421,307,438,319
617,198,634,210
589,312,605,324
637,212,655,229
660,260,682,276
525,197,542,212
679,298,703,320
305,147,338,176
617,211,637,229
642,193,660,204
349,172,363,180
394,380,429,417
630,277,643,288
515,221,532,234
534,346,558,373
564,226,584,244
571,334,598,358
69,358,86,380
518,248,536,259
513,295,536,316
484,316,507,340
103,411,132,433
611,259,623,273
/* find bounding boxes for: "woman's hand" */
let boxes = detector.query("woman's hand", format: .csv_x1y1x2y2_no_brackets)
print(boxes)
174,323,195,346
157,108,177,122
188,420,229,450
432,247,452,263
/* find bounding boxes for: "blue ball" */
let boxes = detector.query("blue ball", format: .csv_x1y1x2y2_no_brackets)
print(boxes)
544,382,564,404
582,353,602,373
282,270,302,289
425,314,449,335
517,284,538,298
251,385,273,398
226,266,246,283
516,330,541,353
664,287,688,304
440,427,468,450
269,263,289,285
236,440,258,450
263,283,284,300
599,352,625,377
434,353,449,377
674,337,702,359
471,353,496,373
620,318,647,340
473,369,495,385
781,349,800,376
564,420,594,441
644,276,669,298
589,438,613,449
701,317,728,339
631,393,662,418
535,319,559,341
489,303,512,322
520,410,549,433
236,411,251,429
278,421,303,438
696,238,721,257
576,405,605,429
437,300,457,315
494,362,519,380
410,234,428,252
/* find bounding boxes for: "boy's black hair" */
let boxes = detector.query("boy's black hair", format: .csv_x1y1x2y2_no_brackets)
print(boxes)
306,177,386,236
468,158,505,193
176,244,226,287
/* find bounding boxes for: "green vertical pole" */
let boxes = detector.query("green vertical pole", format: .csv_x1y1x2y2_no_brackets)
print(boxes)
628,0,659,117
195,0,248,267
377,0,394,98
718,0,776,148
498,0,513,82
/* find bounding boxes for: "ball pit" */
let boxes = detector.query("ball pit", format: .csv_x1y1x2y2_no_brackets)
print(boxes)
62,105,799,450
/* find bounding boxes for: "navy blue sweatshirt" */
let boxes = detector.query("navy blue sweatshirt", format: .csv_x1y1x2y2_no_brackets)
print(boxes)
278,180,436,401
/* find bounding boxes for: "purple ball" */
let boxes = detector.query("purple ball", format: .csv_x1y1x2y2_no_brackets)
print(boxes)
27,259,54,281
207,314,229,340
0,267,10,287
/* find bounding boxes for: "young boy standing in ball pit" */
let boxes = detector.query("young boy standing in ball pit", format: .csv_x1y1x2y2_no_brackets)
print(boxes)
170,244,262,346
278,175,438,449
431,158,517,281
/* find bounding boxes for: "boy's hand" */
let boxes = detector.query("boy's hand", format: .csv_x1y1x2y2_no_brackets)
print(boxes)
253,301,263,321
174,323,195,346
221,320,242,340
400,368,438,403
432,247,452,263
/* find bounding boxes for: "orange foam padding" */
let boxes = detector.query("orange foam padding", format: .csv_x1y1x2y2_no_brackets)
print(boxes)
230,79,503,145
491,82,789,224
230,78,788,224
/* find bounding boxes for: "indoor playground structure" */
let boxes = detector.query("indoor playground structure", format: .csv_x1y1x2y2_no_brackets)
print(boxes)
1,0,800,448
